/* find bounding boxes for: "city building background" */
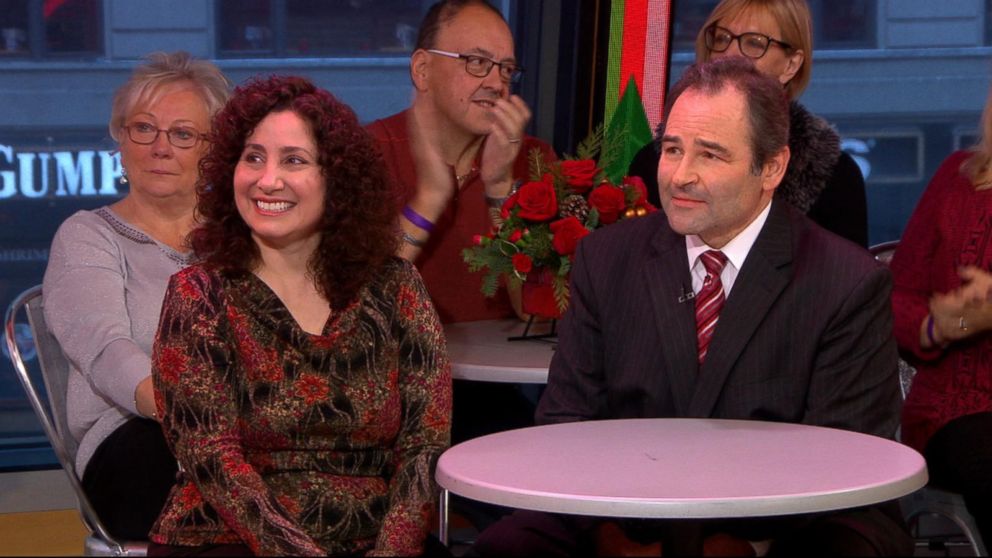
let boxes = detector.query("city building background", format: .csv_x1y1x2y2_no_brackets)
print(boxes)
1,0,990,502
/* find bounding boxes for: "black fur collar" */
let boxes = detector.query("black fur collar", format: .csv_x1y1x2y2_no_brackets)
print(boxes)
777,101,841,213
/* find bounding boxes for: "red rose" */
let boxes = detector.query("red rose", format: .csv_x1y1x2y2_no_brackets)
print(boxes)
623,176,658,215
508,229,524,243
623,176,648,204
500,191,519,219
560,159,599,194
623,176,658,213
512,252,533,273
550,216,590,256
589,183,627,224
515,176,558,222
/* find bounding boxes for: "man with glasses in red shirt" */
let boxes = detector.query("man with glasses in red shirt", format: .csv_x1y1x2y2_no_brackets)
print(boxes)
368,0,555,326
366,2,555,528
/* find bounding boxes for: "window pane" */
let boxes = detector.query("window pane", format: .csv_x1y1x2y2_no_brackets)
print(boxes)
45,0,102,54
284,0,422,56
217,0,273,54
671,0,718,53
217,0,425,57
0,0,30,56
987,0,992,45
811,0,876,49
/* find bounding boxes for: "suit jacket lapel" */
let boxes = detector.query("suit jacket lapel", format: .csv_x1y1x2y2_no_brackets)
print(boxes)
644,220,698,416
687,200,795,417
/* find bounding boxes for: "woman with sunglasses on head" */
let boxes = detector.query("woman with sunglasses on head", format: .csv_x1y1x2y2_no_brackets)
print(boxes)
629,0,868,247
42,51,230,540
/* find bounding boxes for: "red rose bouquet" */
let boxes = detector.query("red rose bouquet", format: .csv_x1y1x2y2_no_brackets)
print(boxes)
462,127,657,317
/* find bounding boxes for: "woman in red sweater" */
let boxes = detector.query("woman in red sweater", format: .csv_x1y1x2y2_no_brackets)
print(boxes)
891,88,992,547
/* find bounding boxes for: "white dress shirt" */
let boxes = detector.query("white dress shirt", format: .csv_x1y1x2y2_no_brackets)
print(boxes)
685,200,772,297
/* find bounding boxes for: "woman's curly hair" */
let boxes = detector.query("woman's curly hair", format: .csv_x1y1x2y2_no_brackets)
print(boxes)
191,75,399,310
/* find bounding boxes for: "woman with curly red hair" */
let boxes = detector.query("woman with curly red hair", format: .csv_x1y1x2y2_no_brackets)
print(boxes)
147,75,451,556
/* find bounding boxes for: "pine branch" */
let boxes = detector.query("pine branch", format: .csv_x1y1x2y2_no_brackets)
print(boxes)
575,123,604,161
528,147,549,180
584,207,601,229
553,273,570,313
598,125,626,177
480,269,501,297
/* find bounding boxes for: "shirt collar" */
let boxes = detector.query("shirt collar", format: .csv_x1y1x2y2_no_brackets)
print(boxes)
685,199,773,273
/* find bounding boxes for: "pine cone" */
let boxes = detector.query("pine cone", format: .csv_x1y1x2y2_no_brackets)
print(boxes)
560,194,590,223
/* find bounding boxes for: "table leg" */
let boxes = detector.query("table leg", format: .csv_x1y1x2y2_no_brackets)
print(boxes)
438,488,449,546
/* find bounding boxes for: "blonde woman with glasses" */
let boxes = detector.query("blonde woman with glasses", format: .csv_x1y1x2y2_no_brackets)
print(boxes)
42,51,229,540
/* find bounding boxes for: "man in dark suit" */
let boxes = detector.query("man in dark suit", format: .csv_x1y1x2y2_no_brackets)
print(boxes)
474,57,912,556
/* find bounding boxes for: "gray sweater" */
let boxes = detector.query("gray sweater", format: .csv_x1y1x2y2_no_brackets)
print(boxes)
42,207,191,474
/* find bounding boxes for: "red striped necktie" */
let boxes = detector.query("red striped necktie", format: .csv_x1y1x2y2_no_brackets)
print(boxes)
695,250,728,365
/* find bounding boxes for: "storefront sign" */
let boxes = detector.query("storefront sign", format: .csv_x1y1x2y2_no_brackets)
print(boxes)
0,144,122,199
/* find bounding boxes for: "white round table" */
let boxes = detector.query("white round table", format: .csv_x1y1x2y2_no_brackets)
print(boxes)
443,319,555,383
436,418,927,519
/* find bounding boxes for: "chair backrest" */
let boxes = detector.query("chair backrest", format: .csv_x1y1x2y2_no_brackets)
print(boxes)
867,241,919,400
869,240,900,266
22,288,78,458
897,360,918,401
4,285,130,555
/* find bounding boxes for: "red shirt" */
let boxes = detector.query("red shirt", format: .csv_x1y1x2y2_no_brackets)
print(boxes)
367,110,555,323
893,150,992,452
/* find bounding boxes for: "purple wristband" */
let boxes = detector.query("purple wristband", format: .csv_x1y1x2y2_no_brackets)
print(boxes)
926,314,938,347
402,205,435,233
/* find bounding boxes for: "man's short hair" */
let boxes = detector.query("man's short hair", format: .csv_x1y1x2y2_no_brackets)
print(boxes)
662,57,790,174
415,0,505,50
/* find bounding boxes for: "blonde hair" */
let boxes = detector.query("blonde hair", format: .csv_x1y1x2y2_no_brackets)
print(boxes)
109,51,231,142
962,85,992,189
695,0,812,100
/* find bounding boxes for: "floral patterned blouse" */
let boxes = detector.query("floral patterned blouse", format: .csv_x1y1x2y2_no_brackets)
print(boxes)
148,258,451,556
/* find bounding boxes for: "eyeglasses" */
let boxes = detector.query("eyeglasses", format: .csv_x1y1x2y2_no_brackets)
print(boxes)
704,24,792,59
122,121,207,149
426,49,523,83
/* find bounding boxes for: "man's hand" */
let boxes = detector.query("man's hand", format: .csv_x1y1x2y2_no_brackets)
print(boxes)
398,107,457,260
407,106,456,220
480,94,532,197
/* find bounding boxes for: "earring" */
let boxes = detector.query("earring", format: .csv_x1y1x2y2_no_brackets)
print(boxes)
119,167,128,186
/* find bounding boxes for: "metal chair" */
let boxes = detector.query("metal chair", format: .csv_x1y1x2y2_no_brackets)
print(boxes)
897,357,986,556
4,285,148,556
869,243,987,556
868,239,900,266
